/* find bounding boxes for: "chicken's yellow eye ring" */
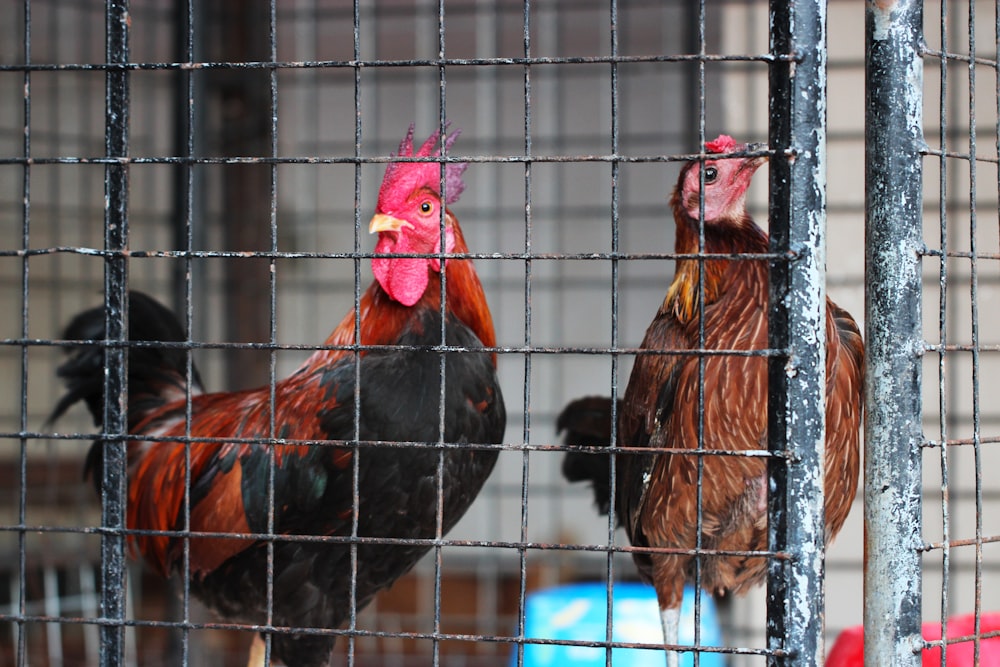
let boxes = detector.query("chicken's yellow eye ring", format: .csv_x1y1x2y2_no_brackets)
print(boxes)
420,201,432,214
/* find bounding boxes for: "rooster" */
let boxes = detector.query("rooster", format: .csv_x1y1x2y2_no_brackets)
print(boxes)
50,124,506,667
559,135,863,666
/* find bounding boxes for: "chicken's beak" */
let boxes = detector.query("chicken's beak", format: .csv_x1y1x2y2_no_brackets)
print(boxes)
369,213,413,234
739,143,769,174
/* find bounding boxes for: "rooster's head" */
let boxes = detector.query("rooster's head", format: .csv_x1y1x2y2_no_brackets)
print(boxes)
370,124,468,306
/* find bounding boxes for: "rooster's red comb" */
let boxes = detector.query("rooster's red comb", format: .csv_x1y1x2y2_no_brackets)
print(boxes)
705,134,738,154
378,123,467,210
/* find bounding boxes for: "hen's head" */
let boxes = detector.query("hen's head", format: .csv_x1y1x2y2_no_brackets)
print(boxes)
370,124,469,306
674,134,766,225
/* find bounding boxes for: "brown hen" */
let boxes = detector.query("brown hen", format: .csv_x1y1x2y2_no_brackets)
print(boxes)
559,135,863,666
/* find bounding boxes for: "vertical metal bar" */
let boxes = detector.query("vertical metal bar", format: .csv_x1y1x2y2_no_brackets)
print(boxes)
963,2,985,660
172,0,191,311
349,3,365,665
514,2,532,665
434,2,449,665
692,3,707,663
264,2,279,663
172,2,197,663
767,0,828,665
352,2,365,645
606,3,620,665
102,1,130,666
17,1,31,664
864,1,924,665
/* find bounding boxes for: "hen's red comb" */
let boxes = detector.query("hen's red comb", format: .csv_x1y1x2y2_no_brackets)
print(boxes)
705,134,738,154
378,123,467,210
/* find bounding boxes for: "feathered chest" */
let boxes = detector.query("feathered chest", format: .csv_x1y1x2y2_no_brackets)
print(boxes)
670,258,769,353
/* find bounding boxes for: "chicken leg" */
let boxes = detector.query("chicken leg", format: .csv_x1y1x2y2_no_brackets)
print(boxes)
660,606,681,667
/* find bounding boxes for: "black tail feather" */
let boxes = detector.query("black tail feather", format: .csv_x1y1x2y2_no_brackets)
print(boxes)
558,395,620,515
50,291,203,429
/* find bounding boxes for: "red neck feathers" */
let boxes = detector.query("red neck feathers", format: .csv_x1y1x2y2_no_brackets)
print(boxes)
323,224,497,365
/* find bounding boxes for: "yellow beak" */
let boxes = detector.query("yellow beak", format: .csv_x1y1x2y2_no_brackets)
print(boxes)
369,213,413,234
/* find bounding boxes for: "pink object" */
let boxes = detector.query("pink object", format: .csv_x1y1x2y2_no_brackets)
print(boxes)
827,613,1000,666
705,134,738,154
378,123,467,210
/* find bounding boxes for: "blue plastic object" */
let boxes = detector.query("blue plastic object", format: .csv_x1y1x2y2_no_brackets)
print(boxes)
512,582,726,667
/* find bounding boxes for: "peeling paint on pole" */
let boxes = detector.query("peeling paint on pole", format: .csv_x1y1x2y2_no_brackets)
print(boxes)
865,0,924,665
767,0,829,665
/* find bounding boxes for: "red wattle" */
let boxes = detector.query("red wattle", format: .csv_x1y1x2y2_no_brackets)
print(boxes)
372,235,430,306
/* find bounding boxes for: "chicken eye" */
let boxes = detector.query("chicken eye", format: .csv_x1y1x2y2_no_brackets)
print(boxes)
704,166,718,183
420,201,433,214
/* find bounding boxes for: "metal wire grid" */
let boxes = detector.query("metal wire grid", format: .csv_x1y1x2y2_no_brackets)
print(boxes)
923,0,999,662
0,0,866,665
867,0,1000,664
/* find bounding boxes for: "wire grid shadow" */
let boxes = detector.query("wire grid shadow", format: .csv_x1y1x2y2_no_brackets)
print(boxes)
0,0,962,666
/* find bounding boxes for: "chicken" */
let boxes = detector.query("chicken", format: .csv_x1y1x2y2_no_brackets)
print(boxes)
559,135,863,666
50,124,506,667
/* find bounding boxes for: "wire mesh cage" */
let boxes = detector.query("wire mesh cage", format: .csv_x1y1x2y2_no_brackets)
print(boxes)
9,0,839,665
0,0,995,666
861,1,1000,665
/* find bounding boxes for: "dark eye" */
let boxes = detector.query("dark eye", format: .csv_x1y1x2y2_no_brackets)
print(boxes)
420,201,433,214
704,166,718,183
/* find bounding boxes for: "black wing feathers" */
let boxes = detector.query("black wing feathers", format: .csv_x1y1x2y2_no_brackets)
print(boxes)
51,291,203,493
50,290,203,428
558,396,620,515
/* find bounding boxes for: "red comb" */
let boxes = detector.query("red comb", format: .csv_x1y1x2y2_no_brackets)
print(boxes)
705,135,738,154
378,123,467,211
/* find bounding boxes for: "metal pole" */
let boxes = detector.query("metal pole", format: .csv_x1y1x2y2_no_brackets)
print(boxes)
864,1,924,665
102,1,130,665
767,0,828,664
